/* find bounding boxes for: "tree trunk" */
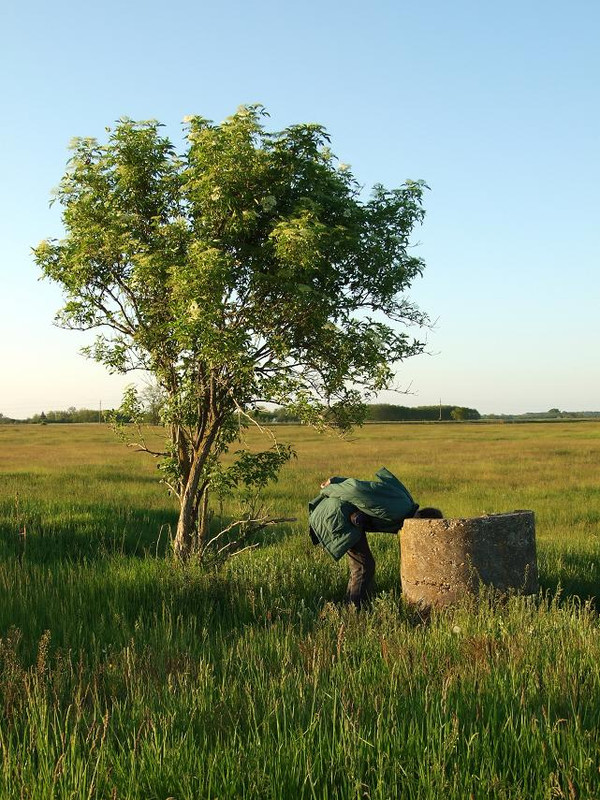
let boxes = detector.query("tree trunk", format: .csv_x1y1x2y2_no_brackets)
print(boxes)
173,423,221,560
174,469,201,559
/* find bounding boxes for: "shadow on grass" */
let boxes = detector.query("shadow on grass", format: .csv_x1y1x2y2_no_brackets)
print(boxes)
0,533,339,665
538,548,600,607
0,502,177,564
0,500,327,659
5,498,599,669
0,502,305,567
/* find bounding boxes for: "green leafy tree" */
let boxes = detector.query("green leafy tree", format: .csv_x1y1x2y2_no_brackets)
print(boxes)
140,382,167,425
34,105,431,559
451,406,481,421
451,407,468,421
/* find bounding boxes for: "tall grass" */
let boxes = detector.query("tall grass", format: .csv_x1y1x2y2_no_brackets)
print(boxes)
1,422,600,798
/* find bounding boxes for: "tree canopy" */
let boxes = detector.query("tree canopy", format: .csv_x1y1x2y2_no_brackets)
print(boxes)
34,105,431,558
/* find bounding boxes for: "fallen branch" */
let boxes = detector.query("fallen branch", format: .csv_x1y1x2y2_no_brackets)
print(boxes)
203,517,297,552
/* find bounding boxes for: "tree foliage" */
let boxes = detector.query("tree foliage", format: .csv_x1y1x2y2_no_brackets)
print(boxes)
366,404,480,422
29,408,101,424
34,105,431,558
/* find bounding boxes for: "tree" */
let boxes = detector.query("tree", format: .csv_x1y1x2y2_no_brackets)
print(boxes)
140,381,167,425
450,406,480,421
34,106,431,560
450,407,468,421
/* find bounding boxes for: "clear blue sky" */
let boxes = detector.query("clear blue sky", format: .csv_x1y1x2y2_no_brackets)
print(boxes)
1,0,598,417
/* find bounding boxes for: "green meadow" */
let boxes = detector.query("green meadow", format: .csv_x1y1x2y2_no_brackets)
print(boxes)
1,421,600,799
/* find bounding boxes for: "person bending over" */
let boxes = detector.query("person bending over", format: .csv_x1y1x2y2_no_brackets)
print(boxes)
308,468,443,608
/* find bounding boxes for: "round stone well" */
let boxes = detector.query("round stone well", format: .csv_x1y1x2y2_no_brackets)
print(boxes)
399,511,538,608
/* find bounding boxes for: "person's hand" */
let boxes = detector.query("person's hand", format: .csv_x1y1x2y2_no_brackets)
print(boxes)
320,477,332,489
350,510,368,528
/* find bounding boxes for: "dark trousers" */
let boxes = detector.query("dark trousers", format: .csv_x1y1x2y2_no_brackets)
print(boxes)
346,532,375,608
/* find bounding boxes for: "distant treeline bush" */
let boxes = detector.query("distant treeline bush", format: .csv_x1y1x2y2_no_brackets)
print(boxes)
251,404,481,423
483,410,600,420
29,408,103,424
25,408,163,424
3,405,598,426
366,404,481,421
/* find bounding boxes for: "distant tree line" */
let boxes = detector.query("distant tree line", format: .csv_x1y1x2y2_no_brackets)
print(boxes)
3,407,157,425
251,404,481,423
482,409,600,421
366,404,481,421
18,403,482,425
250,407,303,424
3,404,599,426
30,408,103,424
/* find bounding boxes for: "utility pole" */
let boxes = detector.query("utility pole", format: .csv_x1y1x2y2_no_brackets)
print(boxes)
99,400,102,423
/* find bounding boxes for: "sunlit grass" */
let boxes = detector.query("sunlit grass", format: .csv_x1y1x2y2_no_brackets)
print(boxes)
1,421,600,798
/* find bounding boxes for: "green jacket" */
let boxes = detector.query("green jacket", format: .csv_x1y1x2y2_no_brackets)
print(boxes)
308,467,418,561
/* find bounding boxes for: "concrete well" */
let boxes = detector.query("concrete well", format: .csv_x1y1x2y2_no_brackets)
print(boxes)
399,511,538,608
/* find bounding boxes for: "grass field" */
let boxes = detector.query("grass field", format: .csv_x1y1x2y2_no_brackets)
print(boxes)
1,421,600,799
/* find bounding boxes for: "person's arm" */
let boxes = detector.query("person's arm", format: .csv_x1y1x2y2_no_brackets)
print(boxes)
320,476,347,489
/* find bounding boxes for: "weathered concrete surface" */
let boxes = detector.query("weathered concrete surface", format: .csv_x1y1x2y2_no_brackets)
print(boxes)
400,511,538,608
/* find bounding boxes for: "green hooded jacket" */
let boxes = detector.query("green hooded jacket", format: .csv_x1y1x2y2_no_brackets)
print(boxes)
308,467,418,561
